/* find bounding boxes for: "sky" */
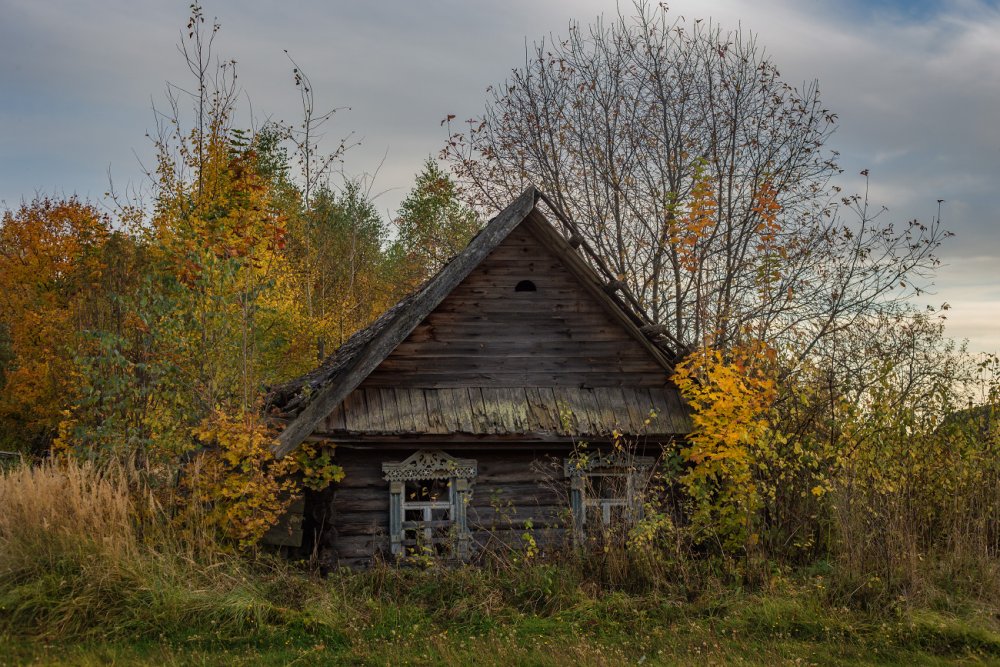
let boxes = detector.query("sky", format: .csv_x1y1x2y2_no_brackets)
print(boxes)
1,0,997,354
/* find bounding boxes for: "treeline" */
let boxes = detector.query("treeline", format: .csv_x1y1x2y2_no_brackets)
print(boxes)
0,8,479,540
0,150,474,458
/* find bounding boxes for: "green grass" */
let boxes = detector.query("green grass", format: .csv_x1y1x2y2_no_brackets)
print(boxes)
3,566,999,666
2,461,998,665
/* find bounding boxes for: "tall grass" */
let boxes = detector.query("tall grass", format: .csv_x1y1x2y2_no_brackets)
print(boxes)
0,458,140,579
0,458,297,639
829,464,1000,610
1,456,998,666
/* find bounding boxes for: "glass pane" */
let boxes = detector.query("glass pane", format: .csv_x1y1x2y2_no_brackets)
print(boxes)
405,478,450,502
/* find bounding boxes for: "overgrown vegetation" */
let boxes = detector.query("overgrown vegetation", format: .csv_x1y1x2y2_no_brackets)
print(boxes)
1,459,998,665
1,3,998,664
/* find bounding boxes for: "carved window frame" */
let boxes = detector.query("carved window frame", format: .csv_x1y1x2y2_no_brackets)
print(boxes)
563,452,655,539
382,450,477,559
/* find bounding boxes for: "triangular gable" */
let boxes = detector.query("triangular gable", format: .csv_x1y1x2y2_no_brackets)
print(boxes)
270,187,677,457
361,214,670,388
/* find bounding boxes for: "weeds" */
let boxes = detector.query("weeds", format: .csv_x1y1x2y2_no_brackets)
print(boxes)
1,458,999,665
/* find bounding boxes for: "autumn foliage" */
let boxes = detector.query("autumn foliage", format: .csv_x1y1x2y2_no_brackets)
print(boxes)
0,8,479,547
673,343,778,550
0,6,995,613
0,198,111,451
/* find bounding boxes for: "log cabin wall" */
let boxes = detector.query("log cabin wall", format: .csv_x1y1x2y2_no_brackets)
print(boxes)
319,446,574,567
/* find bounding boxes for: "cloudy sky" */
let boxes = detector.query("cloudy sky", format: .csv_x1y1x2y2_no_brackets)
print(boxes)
2,0,997,353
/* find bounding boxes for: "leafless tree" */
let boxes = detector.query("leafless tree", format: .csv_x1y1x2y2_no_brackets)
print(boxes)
444,2,946,362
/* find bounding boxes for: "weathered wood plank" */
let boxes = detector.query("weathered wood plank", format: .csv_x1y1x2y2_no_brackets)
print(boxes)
343,390,368,432
549,387,580,435
452,286,593,299
404,324,634,341
406,389,431,433
387,341,656,357
525,387,558,433
432,299,607,315
479,387,510,433
324,386,682,436
423,389,448,434
467,388,492,433
363,371,667,388
378,387,400,432
580,387,606,436
625,388,650,431
373,358,661,374
593,387,624,432
393,388,417,432
663,386,691,433
362,388,385,432
644,388,673,433
504,388,530,432
438,387,474,432
618,387,647,433
325,401,346,432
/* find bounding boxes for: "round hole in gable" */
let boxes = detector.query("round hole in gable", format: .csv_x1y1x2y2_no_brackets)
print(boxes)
515,280,537,292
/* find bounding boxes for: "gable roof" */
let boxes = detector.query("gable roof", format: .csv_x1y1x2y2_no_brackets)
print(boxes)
266,186,683,457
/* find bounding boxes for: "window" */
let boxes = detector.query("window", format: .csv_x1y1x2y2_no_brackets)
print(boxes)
564,452,655,539
382,450,476,559
514,279,537,292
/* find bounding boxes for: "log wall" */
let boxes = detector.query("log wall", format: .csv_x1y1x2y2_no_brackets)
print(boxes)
316,446,574,567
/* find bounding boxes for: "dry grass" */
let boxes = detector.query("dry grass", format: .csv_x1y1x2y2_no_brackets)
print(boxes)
1,457,998,665
0,459,142,578
0,458,291,640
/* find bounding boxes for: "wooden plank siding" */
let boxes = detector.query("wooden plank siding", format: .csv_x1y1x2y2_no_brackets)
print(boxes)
362,225,670,389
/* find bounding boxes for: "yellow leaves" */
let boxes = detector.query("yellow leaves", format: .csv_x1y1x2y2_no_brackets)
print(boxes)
673,342,778,550
183,410,345,548
293,442,346,491
184,410,299,547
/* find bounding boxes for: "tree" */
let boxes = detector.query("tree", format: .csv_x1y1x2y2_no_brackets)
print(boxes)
444,2,945,359
284,181,395,354
0,197,111,453
388,159,479,292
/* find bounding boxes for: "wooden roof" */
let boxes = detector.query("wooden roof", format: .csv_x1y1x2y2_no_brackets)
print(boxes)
266,187,689,456
320,386,687,442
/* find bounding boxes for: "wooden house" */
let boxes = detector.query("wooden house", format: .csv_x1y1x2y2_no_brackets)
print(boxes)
265,187,690,567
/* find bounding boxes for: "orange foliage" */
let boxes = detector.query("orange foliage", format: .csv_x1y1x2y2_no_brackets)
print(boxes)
0,198,110,449
671,171,718,273
752,178,781,249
